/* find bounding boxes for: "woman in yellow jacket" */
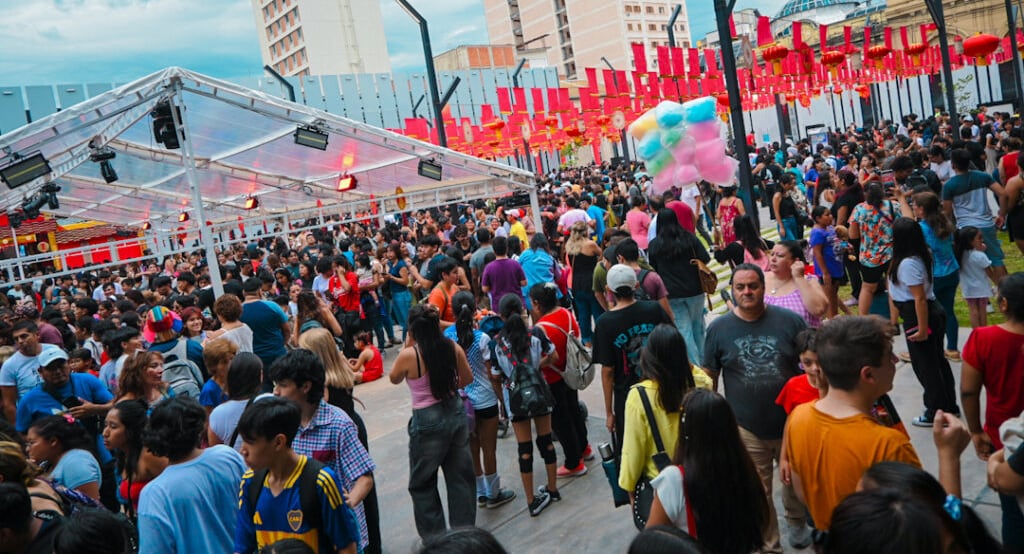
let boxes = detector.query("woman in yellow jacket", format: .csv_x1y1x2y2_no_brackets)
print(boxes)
618,324,712,501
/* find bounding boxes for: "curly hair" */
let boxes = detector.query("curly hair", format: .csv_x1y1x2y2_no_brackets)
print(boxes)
0,441,43,486
107,399,149,484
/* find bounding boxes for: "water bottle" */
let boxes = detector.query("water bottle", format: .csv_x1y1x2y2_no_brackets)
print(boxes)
599,442,630,507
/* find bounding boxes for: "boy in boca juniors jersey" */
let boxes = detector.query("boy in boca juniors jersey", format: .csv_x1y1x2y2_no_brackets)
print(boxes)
234,397,358,554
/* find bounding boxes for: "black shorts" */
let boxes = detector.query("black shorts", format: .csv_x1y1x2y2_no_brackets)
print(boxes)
475,405,499,420
859,263,887,284
1009,208,1024,242
818,274,849,286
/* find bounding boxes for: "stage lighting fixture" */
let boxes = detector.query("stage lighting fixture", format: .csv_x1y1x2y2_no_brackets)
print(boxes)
22,192,48,220
294,125,329,150
178,212,190,222
0,154,51,189
244,196,259,210
100,160,118,183
337,175,357,192
142,221,152,230
418,159,442,181
7,211,24,229
89,150,115,162
151,101,183,149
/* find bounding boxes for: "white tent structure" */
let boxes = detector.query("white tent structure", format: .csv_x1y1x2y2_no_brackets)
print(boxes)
0,67,536,294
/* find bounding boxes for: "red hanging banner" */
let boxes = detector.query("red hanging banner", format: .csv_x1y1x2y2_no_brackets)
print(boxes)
671,47,686,78
657,45,671,77
632,43,648,74
497,88,513,115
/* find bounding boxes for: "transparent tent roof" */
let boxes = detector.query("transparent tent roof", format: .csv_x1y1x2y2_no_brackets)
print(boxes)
774,0,860,19
0,67,533,233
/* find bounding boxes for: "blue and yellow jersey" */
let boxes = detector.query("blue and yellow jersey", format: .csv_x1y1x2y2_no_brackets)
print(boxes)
234,455,359,554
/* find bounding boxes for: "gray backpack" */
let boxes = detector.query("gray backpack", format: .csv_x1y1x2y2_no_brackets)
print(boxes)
161,338,204,398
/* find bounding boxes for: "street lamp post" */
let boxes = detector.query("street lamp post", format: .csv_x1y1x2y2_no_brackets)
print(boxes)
714,0,759,228
1008,2,1024,107
924,0,958,123
395,0,460,147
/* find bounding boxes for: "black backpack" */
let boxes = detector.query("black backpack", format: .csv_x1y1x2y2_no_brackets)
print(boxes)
498,338,555,419
633,269,653,302
245,456,326,531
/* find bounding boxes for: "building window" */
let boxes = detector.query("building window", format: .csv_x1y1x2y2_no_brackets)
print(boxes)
627,23,633,31
262,7,268,18
651,41,658,47
646,6,653,13
296,28,302,40
658,6,665,13
648,24,656,31
661,24,666,30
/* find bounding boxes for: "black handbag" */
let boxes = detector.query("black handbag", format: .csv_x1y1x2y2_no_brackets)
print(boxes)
632,386,672,530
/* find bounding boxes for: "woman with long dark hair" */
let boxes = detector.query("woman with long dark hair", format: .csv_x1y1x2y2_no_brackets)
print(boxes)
102,398,167,518
445,290,515,508
207,352,265,451
619,325,707,504
116,351,172,405
894,188,961,360
887,217,959,427
292,289,342,346
646,389,769,554
489,293,559,516
388,303,476,539
647,208,711,366
849,182,897,315
714,214,772,271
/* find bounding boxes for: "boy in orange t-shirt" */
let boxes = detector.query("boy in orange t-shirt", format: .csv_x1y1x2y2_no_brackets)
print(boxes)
427,257,460,328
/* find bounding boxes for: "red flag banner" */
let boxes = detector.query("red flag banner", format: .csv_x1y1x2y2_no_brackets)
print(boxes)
602,69,618,97
513,88,529,115
657,45,671,76
632,43,648,74
757,15,772,47
671,47,686,78
531,88,546,113
497,88,512,115
688,48,702,77
793,21,804,51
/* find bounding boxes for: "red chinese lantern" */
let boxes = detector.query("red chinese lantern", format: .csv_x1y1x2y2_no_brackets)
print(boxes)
866,45,891,69
543,116,559,130
716,94,730,108
761,43,790,75
594,114,611,127
564,127,582,138
821,50,846,77
784,92,797,103
833,86,844,95
905,43,927,66
798,94,811,108
482,119,506,140
962,33,1000,66
855,84,871,99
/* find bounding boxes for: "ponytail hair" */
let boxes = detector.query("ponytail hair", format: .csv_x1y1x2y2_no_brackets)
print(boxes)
451,291,477,351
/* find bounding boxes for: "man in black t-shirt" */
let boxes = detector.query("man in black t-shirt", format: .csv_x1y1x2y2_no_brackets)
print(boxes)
592,264,672,455
952,126,986,171
703,264,809,551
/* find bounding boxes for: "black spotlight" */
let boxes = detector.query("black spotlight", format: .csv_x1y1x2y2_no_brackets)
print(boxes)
41,183,61,210
8,210,24,229
151,100,183,149
22,192,48,219
100,160,118,183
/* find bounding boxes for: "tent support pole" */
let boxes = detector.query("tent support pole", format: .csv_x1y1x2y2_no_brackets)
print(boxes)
528,185,542,239
171,84,225,299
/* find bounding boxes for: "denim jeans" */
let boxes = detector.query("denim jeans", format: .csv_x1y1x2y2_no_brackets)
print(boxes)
379,297,396,342
933,272,960,351
390,289,412,342
780,216,799,242
407,395,477,538
1000,491,1024,552
571,288,604,344
669,295,706,366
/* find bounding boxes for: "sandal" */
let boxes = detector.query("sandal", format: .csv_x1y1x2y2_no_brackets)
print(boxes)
945,350,962,362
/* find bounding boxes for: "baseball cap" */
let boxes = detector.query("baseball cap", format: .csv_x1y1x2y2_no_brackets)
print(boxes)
146,305,183,335
607,264,638,292
37,348,69,369
507,209,521,219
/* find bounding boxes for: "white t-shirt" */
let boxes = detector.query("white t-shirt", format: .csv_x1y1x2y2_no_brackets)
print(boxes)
959,250,993,299
888,257,934,302
209,394,274,451
650,464,690,531
679,185,702,215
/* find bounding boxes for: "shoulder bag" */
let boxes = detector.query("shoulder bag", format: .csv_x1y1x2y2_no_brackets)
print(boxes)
632,386,673,530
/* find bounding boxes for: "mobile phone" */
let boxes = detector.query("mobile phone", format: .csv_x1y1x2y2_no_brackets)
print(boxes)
879,170,896,195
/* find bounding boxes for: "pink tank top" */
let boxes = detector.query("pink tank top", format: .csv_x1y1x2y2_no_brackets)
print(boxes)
406,347,442,409
766,283,822,328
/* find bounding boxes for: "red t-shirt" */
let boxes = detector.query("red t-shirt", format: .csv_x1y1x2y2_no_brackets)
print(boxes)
962,325,1024,448
535,307,580,384
360,345,384,382
1002,151,1020,182
665,200,696,233
775,374,821,415
329,272,361,312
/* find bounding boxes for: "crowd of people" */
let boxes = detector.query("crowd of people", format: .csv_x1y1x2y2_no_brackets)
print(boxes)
0,107,1024,553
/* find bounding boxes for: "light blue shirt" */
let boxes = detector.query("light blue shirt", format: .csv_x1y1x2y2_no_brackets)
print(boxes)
51,448,101,490
0,343,63,398
138,445,246,554
445,326,497,409
518,248,559,305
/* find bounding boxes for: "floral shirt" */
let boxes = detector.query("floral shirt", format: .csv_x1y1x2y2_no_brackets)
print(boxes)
851,201,896,268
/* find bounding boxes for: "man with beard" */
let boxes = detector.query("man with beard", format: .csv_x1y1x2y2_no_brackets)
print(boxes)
703,264,810,552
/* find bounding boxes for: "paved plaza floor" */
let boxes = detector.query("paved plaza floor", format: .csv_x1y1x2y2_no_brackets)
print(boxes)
358,327,999,554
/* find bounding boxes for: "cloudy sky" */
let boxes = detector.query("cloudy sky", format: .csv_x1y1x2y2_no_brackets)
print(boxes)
0,0,788,86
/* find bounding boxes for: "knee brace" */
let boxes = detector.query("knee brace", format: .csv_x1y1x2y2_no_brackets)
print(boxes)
517,441,533,474
536,434,556,465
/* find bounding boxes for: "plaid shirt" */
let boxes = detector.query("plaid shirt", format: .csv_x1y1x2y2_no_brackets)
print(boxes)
293,400,376,549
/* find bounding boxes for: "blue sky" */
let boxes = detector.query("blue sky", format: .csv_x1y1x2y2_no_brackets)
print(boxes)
0,0,788,86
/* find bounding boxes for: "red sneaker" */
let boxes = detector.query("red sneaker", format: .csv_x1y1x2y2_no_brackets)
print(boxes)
556,462,588,478
582,445,595,461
